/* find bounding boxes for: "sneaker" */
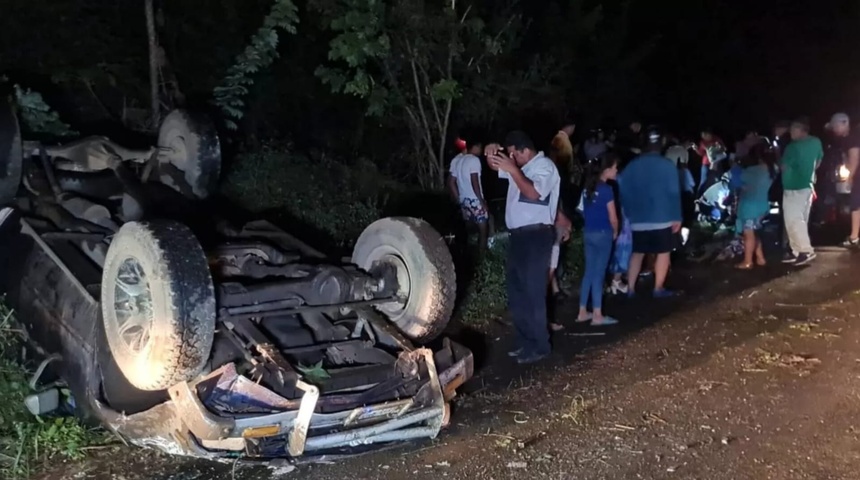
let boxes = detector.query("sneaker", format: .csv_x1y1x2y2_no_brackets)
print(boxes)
781,252,797,264
517,352,550,365
653,288,680,299
507,347,524,358
590,316,619,326
793,252,816,266
843,237,860,249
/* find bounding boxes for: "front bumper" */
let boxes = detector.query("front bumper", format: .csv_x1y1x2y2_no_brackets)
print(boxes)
96,340,473,461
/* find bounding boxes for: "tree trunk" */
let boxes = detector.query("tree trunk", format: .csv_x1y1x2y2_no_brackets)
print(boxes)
145,0,160,129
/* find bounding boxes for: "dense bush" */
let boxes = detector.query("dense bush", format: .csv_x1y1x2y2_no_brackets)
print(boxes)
222,143,396,249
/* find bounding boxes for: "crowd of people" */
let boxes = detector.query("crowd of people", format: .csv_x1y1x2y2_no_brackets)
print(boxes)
448,113,859,364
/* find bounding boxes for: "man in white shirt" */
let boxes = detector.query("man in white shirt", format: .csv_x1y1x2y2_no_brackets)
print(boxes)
487,131,560,364
447,137,489,251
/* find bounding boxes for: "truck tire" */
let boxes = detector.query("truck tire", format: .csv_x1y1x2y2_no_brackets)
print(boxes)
0,97,23,205
101,220,216,391
156,109,221,199
352,217,456,343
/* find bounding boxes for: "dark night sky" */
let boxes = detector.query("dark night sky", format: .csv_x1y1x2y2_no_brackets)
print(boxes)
628,0,860,139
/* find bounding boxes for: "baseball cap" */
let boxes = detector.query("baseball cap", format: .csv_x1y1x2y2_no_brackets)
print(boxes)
831,113,850,126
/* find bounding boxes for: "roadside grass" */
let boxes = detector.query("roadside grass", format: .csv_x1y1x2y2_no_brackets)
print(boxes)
0,302,95,479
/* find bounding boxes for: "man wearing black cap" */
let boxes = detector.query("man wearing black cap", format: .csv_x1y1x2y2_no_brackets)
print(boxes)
618,126,682,298
780,117,823,265
487,131,560,364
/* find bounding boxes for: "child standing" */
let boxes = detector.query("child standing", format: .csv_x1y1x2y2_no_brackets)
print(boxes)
576,154,620,326
608,212,632,294
735,140,777,269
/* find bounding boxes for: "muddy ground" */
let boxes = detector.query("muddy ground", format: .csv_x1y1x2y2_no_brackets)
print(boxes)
36,246,860,480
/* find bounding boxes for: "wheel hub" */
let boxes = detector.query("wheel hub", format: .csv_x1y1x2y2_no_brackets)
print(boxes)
375,252,411,318
113,257,154,354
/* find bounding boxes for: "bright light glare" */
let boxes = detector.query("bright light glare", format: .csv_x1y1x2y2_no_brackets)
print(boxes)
839,165,851,182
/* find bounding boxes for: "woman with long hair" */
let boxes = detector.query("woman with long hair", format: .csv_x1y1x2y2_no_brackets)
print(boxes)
575,153,620,326
735,140,777,269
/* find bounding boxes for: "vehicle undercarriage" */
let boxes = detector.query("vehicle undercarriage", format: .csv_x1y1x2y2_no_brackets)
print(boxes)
0,100,473,462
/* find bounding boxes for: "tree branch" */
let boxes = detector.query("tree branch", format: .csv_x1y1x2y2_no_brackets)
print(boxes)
145,0,160,129
416,60,442,136
406,42,436,156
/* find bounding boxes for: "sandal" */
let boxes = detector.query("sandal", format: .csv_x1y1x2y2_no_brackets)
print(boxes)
734,263,753,270
755,259,767,267
590,316,619,326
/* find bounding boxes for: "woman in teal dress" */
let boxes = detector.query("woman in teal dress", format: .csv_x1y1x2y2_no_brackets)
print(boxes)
735,141,777,269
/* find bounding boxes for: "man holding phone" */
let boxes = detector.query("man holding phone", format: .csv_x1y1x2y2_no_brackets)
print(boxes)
486,131,560,364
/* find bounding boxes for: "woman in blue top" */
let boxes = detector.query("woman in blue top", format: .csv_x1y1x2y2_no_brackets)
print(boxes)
576,153,620,326
735,140,777,270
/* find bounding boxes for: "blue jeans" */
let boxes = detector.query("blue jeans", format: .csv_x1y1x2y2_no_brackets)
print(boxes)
506,225,555,356
579,230,614,310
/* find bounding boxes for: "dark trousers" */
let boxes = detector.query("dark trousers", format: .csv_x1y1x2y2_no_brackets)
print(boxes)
506,225,555,356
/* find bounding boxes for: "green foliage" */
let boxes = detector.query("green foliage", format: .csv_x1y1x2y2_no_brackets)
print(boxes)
314,0,526,188
0,302,93,479
213,0,299,130
297,360,331,385
11,84,77,138
222,143,392,248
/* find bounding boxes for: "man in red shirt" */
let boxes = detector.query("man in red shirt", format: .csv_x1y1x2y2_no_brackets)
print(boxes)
695,129,726,193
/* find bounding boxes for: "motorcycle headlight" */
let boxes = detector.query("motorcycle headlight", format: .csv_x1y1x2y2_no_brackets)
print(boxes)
838,165,851,182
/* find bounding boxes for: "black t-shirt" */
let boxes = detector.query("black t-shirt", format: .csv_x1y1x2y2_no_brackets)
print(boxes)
838,131,860,156
838,132,860,188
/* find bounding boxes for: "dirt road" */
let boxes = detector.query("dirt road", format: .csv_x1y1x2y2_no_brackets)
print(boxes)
38,248,860,480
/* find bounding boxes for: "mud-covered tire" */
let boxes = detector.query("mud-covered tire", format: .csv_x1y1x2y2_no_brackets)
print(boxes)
352,217,456,343
101,220,216,391
156,109,221,199
0,97,23,205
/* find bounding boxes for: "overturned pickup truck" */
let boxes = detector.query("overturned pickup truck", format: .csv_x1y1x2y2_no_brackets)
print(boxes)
0,100,473,461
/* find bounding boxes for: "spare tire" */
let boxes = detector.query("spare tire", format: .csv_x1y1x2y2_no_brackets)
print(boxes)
101,220,216,391
0,97,23,205
352,217,456,343
156,109,221,199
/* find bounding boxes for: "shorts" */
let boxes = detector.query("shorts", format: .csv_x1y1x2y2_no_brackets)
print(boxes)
459,198,488,224
632,227,676,254
850,180,860,210
549,225,565,269
736,216,763,233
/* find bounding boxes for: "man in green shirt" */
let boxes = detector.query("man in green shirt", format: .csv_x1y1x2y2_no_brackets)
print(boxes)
780,118,823,266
